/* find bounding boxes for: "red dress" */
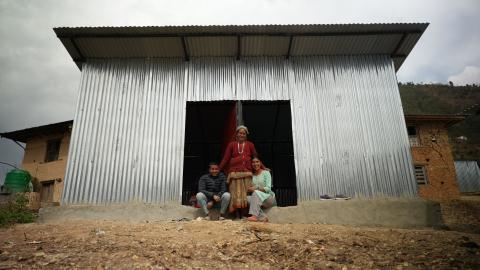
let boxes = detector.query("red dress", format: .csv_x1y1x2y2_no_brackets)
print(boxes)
219,141,258,212
219,141,257,174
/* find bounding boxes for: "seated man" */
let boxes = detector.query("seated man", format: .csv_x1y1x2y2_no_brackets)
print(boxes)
196,162,230,220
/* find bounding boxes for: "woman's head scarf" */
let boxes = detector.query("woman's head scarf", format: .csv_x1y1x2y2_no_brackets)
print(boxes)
236,125,249,135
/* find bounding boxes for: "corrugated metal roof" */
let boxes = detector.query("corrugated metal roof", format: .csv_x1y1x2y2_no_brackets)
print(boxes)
54,23,428,71
76,37,184,58
186,36,237,57
54,23,428,36
242,36,290,56
0,120,73,143
404,114,466,127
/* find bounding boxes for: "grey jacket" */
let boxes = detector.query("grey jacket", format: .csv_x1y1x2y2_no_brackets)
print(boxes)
198,173,227,199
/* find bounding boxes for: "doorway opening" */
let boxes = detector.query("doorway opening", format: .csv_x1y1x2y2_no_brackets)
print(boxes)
182,101,297,206
40,180,55,203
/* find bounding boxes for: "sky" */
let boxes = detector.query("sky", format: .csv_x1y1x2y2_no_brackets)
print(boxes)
0,0,479,184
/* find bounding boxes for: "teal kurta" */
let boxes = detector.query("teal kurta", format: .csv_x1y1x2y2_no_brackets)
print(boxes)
252,170,275,203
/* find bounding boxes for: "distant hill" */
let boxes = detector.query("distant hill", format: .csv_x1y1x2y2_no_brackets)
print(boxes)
398,83,480,160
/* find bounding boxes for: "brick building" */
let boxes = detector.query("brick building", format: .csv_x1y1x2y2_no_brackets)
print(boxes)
405,115,465,200
1,121,72,204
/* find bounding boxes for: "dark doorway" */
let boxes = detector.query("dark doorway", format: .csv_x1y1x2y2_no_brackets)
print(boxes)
182,101,297,206
242,101,297,206
40,181,55,203
182,101,236,205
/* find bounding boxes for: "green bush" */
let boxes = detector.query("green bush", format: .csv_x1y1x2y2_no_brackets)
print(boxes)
0,193,36,228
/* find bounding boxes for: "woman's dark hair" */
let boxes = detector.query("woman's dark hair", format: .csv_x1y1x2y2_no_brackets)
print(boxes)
251,156,271,172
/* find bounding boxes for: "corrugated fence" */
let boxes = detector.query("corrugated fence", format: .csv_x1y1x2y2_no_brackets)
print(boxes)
455,161,480,193
62,55,417,204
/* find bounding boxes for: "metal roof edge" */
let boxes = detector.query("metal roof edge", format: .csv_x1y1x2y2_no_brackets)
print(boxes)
54,23,429,37
404,114,467,127
54,23,429,71
1,120,74,143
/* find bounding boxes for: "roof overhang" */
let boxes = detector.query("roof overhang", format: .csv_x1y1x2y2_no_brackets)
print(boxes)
405,114,466,127
54,23,428,71
0,120,73,143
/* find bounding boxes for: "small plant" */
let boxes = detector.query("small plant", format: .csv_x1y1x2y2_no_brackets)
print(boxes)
31,177,42,193
0,193,36,228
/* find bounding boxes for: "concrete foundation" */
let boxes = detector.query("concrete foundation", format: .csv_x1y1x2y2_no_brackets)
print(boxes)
267,199,442,228
38,198,443,229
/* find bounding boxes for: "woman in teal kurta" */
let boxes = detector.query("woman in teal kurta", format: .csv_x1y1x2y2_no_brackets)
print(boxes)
247,157,276,222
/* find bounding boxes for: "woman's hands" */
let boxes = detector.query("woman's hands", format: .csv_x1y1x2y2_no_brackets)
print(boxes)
248,186,265,192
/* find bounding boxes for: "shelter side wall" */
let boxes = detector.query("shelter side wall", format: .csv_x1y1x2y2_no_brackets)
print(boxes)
62,59,186,204
62,56,417,204
290,56,417,198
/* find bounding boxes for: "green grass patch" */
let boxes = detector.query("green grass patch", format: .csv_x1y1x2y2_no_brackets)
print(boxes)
0,193,37,228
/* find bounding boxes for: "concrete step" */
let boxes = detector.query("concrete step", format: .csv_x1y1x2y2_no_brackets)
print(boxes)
37,198,443,229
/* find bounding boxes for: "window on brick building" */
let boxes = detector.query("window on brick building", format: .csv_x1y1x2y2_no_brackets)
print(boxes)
414,165,428,185
407,125,420,146
45,138,61,162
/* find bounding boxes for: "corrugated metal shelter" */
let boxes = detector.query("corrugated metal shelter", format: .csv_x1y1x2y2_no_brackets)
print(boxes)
55,23,428,204
455,161,480,193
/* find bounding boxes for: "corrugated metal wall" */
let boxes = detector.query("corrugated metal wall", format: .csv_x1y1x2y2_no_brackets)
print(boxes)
455,161,480,193
62,55,417,204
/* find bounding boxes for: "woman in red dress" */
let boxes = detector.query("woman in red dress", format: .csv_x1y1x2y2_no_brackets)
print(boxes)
219,125,257,216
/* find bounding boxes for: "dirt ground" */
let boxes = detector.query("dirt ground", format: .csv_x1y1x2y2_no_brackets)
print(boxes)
1,196,479,269
441,196,480,234
0,218,479,270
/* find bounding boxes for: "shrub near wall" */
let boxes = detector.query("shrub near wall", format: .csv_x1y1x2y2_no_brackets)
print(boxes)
0,193,37,228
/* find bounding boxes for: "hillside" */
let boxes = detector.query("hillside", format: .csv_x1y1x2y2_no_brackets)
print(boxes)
399,83,480,160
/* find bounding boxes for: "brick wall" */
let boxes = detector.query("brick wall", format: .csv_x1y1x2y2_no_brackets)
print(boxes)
410,122,460,200
21,132,70,203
